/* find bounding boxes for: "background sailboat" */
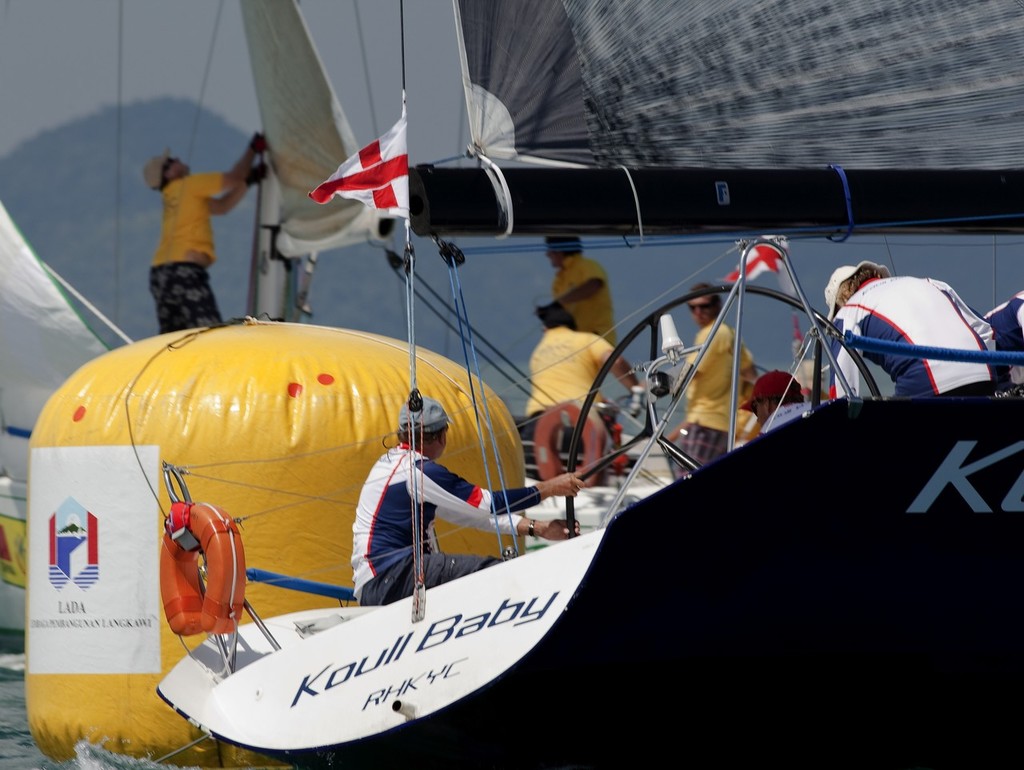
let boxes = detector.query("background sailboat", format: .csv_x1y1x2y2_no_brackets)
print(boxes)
0,199,115,646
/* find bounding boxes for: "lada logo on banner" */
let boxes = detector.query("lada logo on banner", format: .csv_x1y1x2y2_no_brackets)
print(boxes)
48,499,99,590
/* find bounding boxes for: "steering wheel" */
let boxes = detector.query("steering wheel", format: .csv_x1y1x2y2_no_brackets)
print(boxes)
560,284,880,515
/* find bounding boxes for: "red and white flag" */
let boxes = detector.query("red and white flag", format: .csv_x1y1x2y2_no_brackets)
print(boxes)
309,108,408,218
725,239,787,282
725,237,796,296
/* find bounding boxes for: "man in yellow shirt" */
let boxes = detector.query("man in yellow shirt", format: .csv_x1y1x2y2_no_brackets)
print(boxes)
543,236,617,344
143,133,266,334
672,283,756,473
523,303,641,479
526,303,638,418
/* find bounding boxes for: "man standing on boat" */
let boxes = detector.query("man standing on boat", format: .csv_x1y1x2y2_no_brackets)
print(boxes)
671,284,756,473
540,236,617,344
142,133,267,334
353,395,582,606
825,261,996,397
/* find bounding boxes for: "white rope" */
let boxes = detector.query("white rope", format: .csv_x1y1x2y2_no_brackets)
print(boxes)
43,261,133,345
477,154,514,237
618,165,644,243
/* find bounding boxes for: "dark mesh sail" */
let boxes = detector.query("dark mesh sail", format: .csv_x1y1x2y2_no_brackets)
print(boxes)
456,0,1024,169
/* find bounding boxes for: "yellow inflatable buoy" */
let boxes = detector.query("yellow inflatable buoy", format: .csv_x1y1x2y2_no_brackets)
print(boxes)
26,321,524,767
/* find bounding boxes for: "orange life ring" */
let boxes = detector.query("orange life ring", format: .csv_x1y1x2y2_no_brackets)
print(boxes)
159,502,246,636
533,402,608,487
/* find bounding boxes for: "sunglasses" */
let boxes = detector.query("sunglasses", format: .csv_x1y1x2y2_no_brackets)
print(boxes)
688,302,715,311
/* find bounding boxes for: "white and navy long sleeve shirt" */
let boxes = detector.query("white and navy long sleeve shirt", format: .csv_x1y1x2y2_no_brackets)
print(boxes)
986,291,1024,351
830,276,994,398
985,290,1024,384
351,444,541,600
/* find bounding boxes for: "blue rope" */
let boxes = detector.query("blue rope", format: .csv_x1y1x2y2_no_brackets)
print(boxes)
844,332,1024,365
246,568,354,601
827,164,854,242
442,250,519,555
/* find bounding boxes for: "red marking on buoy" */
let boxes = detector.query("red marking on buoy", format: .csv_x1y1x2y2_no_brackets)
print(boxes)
288,383,303,398
317,373,335,385
73,406,86,422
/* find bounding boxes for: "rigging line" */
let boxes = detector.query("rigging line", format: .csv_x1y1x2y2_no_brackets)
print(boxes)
991,235,998,310
184,0,226,161
245,164,266,316
611,242,737,341
172,471,359,519
879,235,898,279
352,0,380,138
385,251,533,397
122,328,214,515
440,247,518,552
114,0,123,325
399,189,427,618
152,732,214,764
43,262,133,344
399,0,407,94
180,432,373,470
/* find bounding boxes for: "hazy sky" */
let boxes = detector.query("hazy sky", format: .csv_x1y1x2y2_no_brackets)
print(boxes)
0,0,465,162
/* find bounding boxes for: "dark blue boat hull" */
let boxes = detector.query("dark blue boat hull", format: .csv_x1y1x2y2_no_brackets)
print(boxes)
268,398,1024,769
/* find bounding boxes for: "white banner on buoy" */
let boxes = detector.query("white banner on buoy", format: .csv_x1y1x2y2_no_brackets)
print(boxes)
27,445,161,674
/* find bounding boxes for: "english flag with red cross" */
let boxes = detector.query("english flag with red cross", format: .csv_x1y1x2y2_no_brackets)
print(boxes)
309,107,408,218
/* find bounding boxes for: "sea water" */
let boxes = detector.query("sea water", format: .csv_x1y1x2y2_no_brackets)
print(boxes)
0,654,51,770
0,653,201,770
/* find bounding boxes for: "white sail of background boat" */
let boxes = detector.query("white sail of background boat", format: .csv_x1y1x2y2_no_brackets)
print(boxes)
0,199,112,645
239,0,396,321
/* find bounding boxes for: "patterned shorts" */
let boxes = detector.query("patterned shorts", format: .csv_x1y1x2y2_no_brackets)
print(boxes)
149,262,223,334
673,422,729,477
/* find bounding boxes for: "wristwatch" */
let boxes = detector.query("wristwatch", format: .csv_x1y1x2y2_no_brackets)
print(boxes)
527,519,535,537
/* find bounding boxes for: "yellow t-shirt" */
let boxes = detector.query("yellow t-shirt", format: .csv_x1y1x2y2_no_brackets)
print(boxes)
684,322,754,432
151,172,224,267
552,254,616,344
525,326,615,416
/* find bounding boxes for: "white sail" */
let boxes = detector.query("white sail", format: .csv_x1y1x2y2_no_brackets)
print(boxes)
0,200,109,483
239,0,394,256
0,198,111,639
